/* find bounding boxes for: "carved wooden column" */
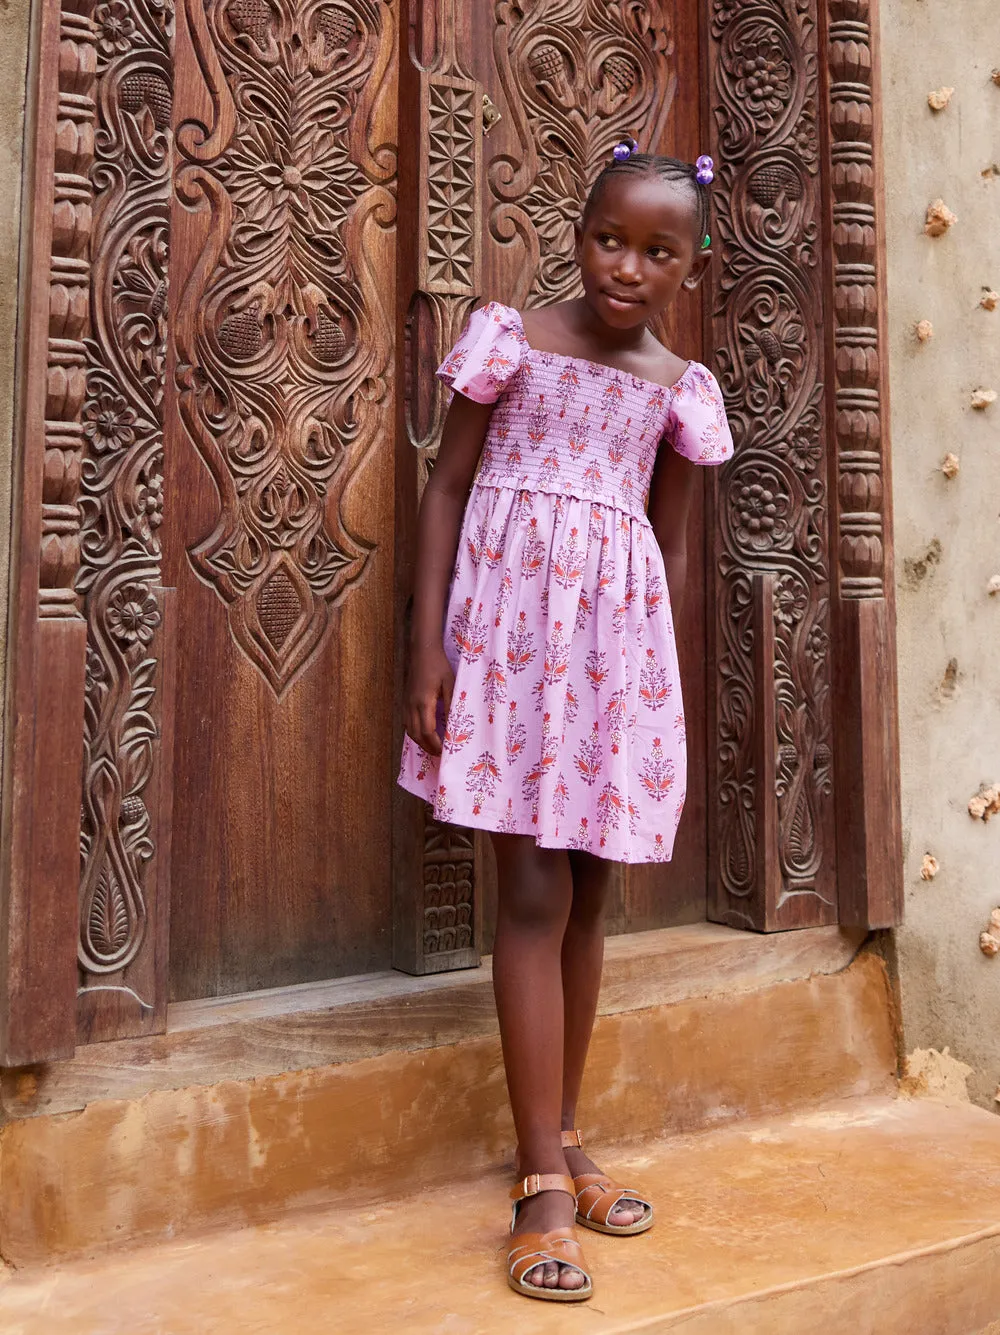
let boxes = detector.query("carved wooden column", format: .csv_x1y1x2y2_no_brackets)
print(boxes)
823,0,902,926
393,0,481,974
75,0,175,1041
1,0,96,1061
706,0,838,930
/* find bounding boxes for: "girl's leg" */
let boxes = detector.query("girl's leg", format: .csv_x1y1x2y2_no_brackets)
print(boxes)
490,832,582,1291
560,851,644,1227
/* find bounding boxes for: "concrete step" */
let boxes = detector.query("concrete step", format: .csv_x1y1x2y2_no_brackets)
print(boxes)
0,927,895,1262
3,1097,1000,1333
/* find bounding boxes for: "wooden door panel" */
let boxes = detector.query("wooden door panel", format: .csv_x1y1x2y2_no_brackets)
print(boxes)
165,0,397,998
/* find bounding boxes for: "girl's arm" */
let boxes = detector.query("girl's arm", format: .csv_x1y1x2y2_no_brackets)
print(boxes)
647,447,698,620
405,392,494,755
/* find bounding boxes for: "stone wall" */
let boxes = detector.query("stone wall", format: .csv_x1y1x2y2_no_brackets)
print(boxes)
882,1,1000,1108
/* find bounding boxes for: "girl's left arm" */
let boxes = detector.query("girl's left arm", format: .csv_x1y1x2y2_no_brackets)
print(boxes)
647,447,698,621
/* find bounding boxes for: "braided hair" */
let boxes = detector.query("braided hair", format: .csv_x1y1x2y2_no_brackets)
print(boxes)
582,151,711,248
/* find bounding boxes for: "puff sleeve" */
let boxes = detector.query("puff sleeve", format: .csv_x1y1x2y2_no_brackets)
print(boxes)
436,302,526,405
664,363,735,465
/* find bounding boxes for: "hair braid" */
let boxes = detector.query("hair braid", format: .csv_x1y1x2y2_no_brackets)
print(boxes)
582,153,710,244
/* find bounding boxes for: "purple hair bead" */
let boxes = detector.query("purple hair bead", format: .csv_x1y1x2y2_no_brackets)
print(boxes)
613,139,637,162
695,154,715,185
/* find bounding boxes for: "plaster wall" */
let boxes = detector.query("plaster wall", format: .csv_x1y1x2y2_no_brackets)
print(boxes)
0,0,33,777
882,2,1000,1108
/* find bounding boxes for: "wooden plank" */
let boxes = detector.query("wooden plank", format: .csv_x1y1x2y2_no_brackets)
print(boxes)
1,620,87,1065
0,0,92,1063
834,598,903,927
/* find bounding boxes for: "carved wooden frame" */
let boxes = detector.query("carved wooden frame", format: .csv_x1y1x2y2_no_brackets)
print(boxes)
1,0,902,1057
705,0,901,932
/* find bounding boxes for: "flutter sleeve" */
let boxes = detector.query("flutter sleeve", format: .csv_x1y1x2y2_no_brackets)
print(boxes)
664,363,735,465
436,302,526,405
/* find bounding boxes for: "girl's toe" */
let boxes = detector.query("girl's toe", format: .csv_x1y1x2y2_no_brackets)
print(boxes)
541,1261,561,1289
559,1265,586,1291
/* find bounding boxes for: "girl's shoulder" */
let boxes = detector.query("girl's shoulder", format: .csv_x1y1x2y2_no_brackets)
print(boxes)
437,303,527,405
664,362,734,465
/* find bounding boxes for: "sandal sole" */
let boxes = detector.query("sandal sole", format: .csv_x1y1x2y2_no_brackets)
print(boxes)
507,1275,593,1302
575,1210,654,1236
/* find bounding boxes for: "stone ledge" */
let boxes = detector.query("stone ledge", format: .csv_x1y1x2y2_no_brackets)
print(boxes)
2,1096,1000,1333
0,951,894,1263
1,923,864,1119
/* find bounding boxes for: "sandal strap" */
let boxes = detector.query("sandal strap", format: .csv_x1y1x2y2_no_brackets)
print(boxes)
508,1228,591,1286
561,1129,584,1149
510,1172,576,1204
573,1173,651,1225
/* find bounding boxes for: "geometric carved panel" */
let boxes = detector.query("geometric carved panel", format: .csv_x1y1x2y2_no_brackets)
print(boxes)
174,0,394,694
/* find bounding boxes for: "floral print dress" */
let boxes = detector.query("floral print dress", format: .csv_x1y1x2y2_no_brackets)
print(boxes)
398,302,734,863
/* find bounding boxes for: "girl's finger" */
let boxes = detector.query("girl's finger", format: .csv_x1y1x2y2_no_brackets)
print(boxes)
441,669,455,717
419,696,442,756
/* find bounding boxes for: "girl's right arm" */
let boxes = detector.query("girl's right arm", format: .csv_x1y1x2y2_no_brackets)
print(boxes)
405,391,494,755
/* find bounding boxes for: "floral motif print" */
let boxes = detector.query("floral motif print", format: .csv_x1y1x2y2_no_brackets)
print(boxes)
399,303,734,862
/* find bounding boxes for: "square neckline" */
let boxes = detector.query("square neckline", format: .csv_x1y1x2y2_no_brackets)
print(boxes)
505,305,695,396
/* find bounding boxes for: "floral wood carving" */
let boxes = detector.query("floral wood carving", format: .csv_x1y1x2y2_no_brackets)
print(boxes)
77,0,172,997
42,0,98,617
709,0,835,922
173,0,396,694
827,0,884,597
490,0,677,308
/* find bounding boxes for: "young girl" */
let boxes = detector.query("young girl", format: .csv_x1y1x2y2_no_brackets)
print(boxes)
399,143,733,1302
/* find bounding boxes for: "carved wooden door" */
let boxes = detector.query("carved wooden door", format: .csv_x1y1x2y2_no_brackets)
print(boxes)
1,0,903,1062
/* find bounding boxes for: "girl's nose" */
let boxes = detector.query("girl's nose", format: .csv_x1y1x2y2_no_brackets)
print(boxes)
612,253,641,283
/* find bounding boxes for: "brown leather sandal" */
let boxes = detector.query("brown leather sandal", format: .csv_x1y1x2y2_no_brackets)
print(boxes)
562,1130,655,1236
507,1172,594,1302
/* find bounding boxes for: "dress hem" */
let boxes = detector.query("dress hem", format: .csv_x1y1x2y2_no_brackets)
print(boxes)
397,774,676,866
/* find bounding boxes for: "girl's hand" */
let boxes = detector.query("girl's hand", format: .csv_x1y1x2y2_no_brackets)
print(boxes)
405,643,455,756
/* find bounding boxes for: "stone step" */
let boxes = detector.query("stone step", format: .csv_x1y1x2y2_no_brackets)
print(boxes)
0,926,895,1262
3,1097,1000,1333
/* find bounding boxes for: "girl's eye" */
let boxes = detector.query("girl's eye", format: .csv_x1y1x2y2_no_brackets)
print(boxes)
597,233,621,249
648,246,672,260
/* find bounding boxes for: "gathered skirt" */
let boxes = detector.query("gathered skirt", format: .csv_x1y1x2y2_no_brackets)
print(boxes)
398,483,687,864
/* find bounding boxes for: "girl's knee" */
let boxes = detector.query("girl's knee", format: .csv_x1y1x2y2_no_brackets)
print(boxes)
568,851,614,926
492,835,572,933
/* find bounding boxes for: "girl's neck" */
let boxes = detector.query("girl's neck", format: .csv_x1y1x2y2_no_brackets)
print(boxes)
568,297,652,354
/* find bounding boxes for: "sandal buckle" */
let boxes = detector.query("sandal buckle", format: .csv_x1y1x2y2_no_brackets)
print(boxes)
521,1173,541,1198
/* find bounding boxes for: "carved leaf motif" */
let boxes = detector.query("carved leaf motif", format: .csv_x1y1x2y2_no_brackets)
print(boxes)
89,867,132,957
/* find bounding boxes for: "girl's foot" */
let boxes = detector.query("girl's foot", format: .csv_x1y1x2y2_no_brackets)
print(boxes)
511,1171,588,1291
563,1140,649,1229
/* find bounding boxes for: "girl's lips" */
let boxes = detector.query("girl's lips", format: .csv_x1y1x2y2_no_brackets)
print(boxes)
603,291,644,308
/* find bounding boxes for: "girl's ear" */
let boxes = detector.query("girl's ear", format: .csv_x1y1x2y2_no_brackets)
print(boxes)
682,250,712,291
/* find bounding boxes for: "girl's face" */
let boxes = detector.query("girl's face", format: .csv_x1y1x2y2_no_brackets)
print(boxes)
574,173,710,331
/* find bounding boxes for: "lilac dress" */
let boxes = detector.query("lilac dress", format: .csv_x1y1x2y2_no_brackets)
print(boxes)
399,303,734,863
